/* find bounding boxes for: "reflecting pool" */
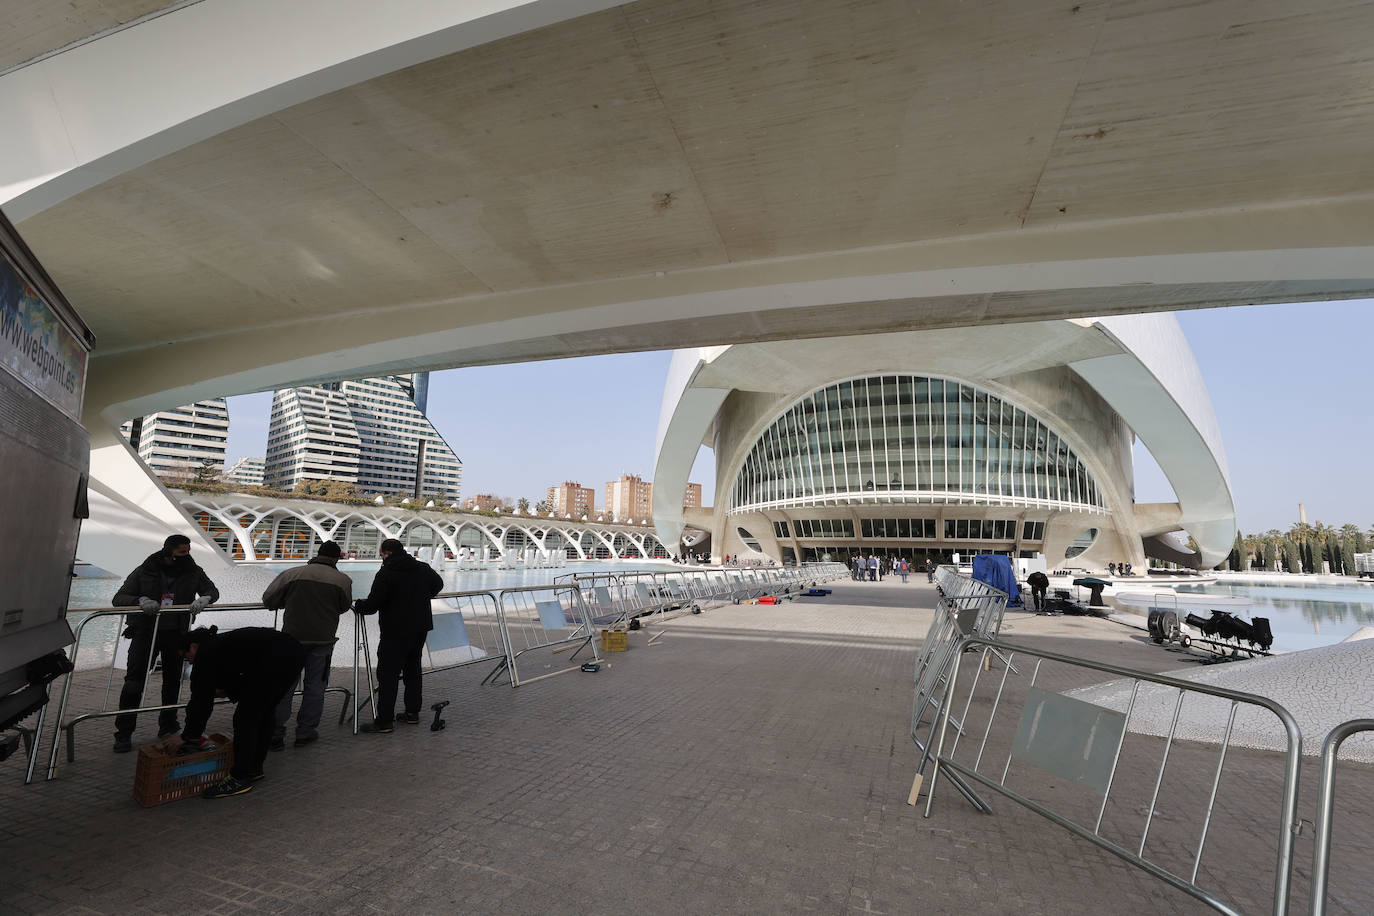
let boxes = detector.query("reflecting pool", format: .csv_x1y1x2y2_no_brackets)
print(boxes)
1173,579,1374,651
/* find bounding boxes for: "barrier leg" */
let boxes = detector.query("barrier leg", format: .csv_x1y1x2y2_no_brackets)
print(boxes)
45,622,90,780
22,701,46,785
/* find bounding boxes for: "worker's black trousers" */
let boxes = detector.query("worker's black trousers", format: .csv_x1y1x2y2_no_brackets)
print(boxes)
115,626,183,736
375,631,428,724
231,666,302,779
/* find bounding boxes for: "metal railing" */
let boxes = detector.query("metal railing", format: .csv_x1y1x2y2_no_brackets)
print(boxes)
922,636,1303,916
40,602,353,781
554,564,845,629
1309,718,1374,915
494,583,600,687
349,582,601,725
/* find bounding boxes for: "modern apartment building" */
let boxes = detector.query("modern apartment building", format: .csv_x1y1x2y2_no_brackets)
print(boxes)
343,376,462,499
223,456,266,488
264,386,361,489
605,474,653,522
546,481,595,518
263,375,463,499
120,399,229,481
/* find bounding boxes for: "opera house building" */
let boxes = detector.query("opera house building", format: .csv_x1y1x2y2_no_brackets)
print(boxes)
651,313,1235,571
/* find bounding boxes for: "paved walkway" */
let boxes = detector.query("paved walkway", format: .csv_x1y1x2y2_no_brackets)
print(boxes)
3,580,1371,914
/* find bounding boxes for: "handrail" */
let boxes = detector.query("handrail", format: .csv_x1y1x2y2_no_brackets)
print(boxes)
1309,718,1374,915
45,602,276,781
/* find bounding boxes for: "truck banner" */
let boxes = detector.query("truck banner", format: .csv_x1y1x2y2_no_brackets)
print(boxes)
0,248,87,420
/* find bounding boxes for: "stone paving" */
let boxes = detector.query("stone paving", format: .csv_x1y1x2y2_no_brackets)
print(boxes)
3,579,1372,914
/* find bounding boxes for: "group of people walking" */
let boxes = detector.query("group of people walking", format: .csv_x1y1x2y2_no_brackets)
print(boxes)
848,555,934,583
113,534,442,799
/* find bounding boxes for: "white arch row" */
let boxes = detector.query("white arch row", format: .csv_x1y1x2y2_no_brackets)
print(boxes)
179,497,669,562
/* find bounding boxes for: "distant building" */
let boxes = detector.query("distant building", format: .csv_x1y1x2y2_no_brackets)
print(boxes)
264,376,462,499
223,456,266,488
265,386,361,489
683,482,703,508
547,481,595,518
466,494,503,511
605,474,653,523
121,399,229,481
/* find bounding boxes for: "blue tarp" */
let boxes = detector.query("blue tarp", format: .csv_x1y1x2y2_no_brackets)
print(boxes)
972,554,1021,607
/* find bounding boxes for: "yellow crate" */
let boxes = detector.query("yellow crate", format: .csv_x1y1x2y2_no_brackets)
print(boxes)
600,628,628,652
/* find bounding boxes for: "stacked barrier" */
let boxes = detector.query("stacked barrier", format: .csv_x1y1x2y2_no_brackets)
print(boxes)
920,636,1303,916
555,564,845,628
909,568,1009,793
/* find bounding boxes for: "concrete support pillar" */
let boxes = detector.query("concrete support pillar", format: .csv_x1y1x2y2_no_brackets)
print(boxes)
79,424,232,576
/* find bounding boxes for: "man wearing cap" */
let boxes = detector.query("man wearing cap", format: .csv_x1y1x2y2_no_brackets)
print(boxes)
353,538,444,732
110,534,219,753
261,540,353,749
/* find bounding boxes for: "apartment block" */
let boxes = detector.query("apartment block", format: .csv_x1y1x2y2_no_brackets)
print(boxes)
264,373,461,499
546,481,595,518
605,474,653,522
122,399,229,481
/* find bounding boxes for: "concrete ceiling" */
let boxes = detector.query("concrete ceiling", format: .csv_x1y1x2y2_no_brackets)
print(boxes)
9,0,1374,421
0,0,178,73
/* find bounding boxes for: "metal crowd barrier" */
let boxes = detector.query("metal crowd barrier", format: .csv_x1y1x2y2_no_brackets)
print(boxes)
39,602,353,782
1309,718,1374,915
909,570,1009,795
922,636,1303,916
553,564,845,631
350,583,600,722
494,583,600,687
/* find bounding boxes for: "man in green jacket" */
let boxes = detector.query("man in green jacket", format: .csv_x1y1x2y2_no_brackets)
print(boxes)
262,541,353,749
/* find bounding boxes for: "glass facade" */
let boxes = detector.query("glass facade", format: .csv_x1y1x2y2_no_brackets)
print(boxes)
729,375,1106,515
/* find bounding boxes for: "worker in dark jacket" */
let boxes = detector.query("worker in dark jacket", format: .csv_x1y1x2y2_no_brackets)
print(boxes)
353,538,443,732
167,626,305,799
1027,570,1050,613
263,540,353,749
110,534,219,753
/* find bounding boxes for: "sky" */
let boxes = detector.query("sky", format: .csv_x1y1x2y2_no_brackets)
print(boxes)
223,299,1374,534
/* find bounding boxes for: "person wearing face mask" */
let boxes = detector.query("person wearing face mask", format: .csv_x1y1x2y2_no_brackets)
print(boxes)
110,534,220,753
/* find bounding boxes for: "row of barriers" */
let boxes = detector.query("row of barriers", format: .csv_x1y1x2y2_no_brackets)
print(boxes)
912,567,1374,915
30,563,847,784
554,564,845,628
36,582,602,782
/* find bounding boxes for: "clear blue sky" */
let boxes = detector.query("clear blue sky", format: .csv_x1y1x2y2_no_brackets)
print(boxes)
225,300,1374,533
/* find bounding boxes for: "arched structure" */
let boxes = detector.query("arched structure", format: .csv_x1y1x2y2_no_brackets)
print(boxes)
652,315,1234,569
179,493,669,562
7,1,1366,574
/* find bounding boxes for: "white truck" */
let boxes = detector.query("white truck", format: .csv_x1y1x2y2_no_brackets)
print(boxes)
0,209,93,758
1356,552,1374,578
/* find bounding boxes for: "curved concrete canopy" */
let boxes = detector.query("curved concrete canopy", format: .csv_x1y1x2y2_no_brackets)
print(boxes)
2,0,1374,431
652,314,1236,566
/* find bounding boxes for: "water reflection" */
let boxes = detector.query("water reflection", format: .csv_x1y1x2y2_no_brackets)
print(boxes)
1175,580,1374,650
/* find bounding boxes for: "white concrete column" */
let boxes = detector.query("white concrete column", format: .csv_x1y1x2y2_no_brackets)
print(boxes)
79,424,232,575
